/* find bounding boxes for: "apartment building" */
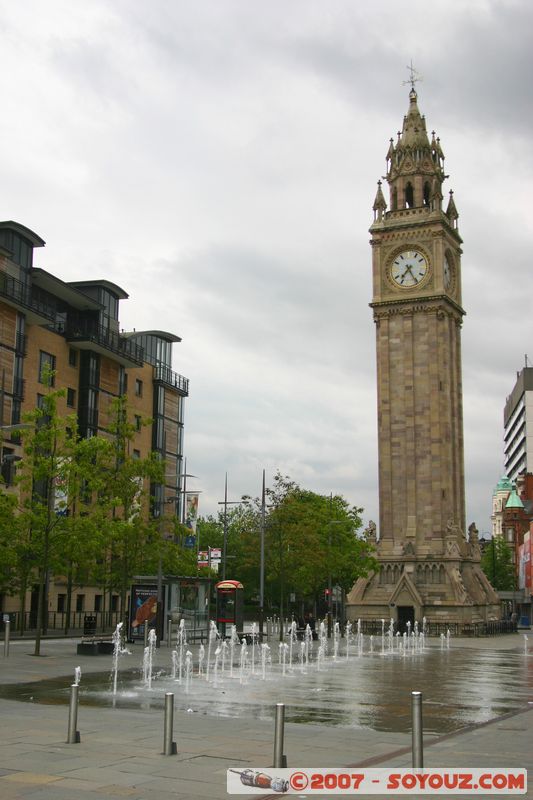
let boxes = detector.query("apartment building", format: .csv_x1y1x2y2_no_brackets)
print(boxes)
0,219,189,627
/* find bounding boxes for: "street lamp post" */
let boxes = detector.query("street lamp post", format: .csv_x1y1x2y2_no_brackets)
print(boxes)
217,474,240,637
217,473,240,581
259,470,266,639
327,518,343,638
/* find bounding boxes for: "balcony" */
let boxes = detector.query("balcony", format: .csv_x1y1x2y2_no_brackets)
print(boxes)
65,320,144,368
153,365,189,396
0,272,56,324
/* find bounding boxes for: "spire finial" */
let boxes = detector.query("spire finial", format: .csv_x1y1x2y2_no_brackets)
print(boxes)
403,60,423,91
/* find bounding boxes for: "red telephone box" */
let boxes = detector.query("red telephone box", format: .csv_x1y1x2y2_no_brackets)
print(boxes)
215,580,244,632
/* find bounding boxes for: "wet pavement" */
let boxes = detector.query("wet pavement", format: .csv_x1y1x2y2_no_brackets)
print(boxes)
0,632,531,799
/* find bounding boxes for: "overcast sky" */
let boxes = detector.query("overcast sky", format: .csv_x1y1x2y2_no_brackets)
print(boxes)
1,1,531,535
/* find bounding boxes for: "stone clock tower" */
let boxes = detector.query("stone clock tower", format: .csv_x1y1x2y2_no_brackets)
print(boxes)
347,86,499,626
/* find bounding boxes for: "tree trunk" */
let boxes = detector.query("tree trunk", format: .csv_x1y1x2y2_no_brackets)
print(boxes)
64,566,73,636
34,526,50,656
34,566,45,656
18,581,27,635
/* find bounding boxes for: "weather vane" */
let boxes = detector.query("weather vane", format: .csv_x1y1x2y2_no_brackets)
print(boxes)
403,60,422,90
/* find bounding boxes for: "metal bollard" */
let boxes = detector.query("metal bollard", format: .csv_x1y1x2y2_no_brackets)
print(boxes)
411,691,423,768
144,624,149,649
3,620,10,658
67,684,81,743
167,618,172,648
273,703,287,768
163,692,177,755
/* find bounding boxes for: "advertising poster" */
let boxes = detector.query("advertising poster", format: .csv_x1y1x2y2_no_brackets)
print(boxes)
198,550,209,568
129,584,158,641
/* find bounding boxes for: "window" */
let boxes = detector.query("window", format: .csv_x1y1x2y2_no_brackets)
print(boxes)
39,351,56,386
119,366,127,395
1,448,18,486
67,388,76,407
135,414,142,432
11,399,21,426
76,594,85,612
111,595,119,612
37,394,45,409
69,348,78,367
57,594,66,613
133,449,141,459
135,378,143,397
94,594,102,613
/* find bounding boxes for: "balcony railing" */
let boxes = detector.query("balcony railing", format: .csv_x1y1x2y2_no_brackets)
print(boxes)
66,320,144,366
0,272,56,320
153,364,189,395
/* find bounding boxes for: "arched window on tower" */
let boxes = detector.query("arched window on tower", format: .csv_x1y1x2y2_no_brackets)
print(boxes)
405,182,414,208
391,187,398,211
423,182,431,207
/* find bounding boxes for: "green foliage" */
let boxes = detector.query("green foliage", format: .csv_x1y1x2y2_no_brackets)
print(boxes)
0,384,169,648
257,473,377,605
481,536,516,591
88,396,165,617
196,472,376,609
0,491,19,592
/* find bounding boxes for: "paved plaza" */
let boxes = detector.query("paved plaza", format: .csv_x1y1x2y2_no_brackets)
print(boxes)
0,633,531,799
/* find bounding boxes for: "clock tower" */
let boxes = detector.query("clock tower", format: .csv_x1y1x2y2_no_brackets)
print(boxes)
347,86,499,626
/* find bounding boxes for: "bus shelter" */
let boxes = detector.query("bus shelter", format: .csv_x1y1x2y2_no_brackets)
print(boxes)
130,575,212,642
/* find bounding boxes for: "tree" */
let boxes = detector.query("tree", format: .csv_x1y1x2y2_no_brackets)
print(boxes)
15,372,108,655
481,536,516,591
0,491,19,593
196,472,377,620
256,473,377,622
92,395,164,626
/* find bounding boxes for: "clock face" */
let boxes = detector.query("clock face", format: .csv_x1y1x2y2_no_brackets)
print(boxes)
444,255,452,290
390,250,428,287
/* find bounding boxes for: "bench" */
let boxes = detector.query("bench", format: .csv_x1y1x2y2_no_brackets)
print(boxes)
77,634,114,656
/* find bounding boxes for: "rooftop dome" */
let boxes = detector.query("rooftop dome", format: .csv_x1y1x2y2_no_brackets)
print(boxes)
494,475,512,494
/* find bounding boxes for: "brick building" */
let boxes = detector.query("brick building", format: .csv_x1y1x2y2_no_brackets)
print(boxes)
0,219,189,629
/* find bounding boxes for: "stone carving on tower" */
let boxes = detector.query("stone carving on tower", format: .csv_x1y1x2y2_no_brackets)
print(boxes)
347,79,500,625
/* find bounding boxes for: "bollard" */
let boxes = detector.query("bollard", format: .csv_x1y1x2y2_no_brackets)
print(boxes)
163,692,177,755
3,619,10,658
167,618,173,648
273,703,287,768
144,624,149,649
411,691,423,768
67,684,81,743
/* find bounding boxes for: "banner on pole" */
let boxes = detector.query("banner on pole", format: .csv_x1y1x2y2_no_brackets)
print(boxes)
185,492,199,532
